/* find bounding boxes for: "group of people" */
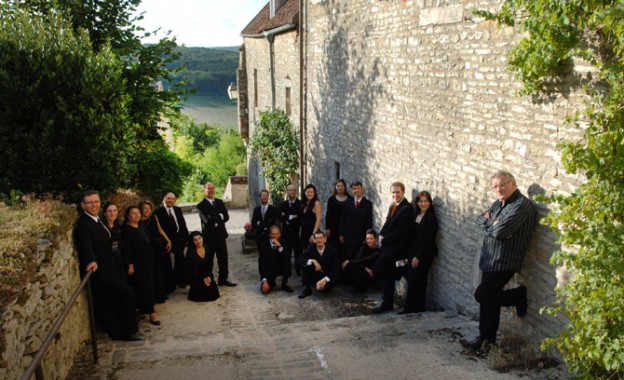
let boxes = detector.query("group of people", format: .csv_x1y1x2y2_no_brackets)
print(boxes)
252,170,536,350
76,170,536,349
74,184,237,341
251,179,439,315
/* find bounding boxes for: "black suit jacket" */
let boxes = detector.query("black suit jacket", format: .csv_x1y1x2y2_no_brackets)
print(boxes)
74,212,117,283
154,205,189,250
251,204,279,242
197,198,229,240
379,198,414,259
258,238,289,280
278,198,301,244
298,244,340,281
340,197,373,246
408,209,438,263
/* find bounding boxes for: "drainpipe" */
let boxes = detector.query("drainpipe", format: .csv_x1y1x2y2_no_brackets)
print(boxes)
268,34,276,110
299,0,305,192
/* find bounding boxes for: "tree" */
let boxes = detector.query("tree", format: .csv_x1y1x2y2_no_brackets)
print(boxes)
250,109,299,203
0,6,134,200
477,2,624,377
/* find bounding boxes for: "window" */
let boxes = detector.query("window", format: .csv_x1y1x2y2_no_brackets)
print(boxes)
334,161,341,180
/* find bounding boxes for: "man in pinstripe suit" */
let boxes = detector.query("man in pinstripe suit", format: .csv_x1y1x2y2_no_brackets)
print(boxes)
463,171,537,350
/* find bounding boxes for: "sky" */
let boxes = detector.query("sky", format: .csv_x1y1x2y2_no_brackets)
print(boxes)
134,0,268,47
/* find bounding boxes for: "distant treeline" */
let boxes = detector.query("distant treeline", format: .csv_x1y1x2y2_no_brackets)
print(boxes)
165,46,239,96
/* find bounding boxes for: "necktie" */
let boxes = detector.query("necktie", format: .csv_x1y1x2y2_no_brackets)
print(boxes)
261,206,266,219
169,208,179,232
97,218,111,237
390,203,398,218
355,199,359,208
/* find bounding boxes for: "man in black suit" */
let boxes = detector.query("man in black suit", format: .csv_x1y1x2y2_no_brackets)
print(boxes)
278,184,302,276
339,181,373,261
251,189,279,245
74,190,142,341
197,182,237,287
371,182,414,313
154,192,189,289
298,230,340,299
258,226,294,294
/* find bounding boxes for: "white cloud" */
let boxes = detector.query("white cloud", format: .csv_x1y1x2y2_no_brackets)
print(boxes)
135,0,267,47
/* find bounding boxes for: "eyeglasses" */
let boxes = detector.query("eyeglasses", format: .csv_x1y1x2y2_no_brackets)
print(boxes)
491,181,513,190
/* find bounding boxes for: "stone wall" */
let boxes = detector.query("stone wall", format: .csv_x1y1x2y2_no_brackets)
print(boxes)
303,0,583,347
0,230,90,379
242,30,301,213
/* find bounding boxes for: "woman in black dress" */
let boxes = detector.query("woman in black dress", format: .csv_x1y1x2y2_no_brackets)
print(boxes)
185,231,220,302
139,200,172,303
122,206,161,325
325,178,352,255
341,229,380,293
399,191,438,315
300,184,322,250
101,201,126,279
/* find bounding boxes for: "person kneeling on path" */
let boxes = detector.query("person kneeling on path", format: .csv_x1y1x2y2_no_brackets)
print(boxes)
258,226,294,294
298,230,340,299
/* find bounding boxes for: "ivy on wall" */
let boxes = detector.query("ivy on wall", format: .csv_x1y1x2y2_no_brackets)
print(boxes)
476,2,624,378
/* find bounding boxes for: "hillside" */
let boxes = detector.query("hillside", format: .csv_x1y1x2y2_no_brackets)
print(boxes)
166,46,239,95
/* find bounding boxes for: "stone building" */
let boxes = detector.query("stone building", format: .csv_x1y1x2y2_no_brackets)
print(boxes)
238,0,586,349
238,0,301,209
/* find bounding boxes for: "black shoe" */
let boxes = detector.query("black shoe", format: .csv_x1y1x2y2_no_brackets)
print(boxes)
149,319,161,326
281,284,294,293
397,309,417,315
125,334,145,342
219,280,238,287
460,335,494,351
516,285,528,317
298,287,312,299
371,304,393,314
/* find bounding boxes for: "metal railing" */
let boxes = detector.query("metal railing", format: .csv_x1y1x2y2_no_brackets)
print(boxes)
21,270,98,380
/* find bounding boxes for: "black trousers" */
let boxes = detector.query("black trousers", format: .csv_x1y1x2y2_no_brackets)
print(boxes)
301,265,333,292
92,278,138,339
403,258,433,312
172,244,186,288
474,270,522,341
208,238,229,284
372,249,403,308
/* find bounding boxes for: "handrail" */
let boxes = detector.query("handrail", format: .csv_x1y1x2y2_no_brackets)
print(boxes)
21,269,98,380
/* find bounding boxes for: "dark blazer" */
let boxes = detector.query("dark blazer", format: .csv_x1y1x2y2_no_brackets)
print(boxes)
278,198,301,242
74,212,117,282
258,238,289,280
154,205,189,249
298,244,340,281
379,198,414,259
340,197,373,245
251,204,279,242
408,209,438,262
197,198,229,240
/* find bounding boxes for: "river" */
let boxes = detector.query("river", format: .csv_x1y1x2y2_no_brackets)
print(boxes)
180,95,237,127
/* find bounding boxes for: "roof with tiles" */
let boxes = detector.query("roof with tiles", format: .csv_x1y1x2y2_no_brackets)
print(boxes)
240,0,299,37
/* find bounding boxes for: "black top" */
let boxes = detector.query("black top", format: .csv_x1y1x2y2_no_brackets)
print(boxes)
408,209,438,263
300,199,318,247
121,224,154,275
350,244,380,268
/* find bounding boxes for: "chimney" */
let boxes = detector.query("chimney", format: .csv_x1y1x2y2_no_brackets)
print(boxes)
270,0,287,19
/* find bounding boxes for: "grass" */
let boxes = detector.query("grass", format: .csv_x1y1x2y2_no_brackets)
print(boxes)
0,196,77,310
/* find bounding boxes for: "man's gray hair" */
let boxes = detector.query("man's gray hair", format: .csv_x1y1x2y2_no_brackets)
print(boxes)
490,171,516,183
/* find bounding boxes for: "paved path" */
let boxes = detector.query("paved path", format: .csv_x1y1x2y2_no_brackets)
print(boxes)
78,208,559,380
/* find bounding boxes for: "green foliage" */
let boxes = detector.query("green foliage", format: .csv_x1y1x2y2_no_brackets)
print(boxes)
0,7,134,201
170,114,246,202
166,47,238,95
477,1,624,377
250,109,299,203
129,140,192,202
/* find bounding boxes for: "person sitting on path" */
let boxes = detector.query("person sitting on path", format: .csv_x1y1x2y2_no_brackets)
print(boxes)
258,226,294,294
341,229,380,294
298,230,340,299
185,231,220,302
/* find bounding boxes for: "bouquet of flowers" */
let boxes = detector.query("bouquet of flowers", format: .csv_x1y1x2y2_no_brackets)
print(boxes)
244,222,254,240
